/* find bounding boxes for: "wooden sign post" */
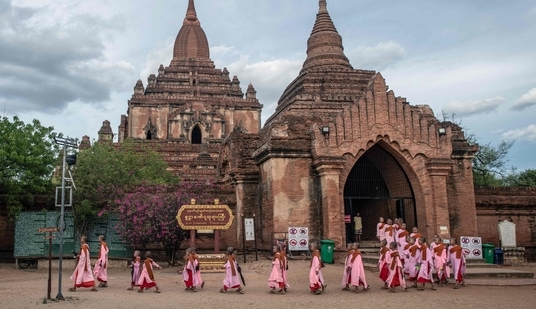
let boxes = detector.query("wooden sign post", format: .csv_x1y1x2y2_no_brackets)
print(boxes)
38,227,58,299
176,199,234,254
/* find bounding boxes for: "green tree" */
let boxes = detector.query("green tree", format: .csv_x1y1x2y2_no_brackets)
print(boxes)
472,139,514,187
72,140,176,235
504,168,536,187
0,116,59,217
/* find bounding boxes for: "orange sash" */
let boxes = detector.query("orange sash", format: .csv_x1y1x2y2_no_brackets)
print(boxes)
409,245,418,257
350,250,362,263
385,225,395,236
398,230,409,239
380,246,389,261
378,223,385,230
390,251,400,270
433,244,445,256
450,245,463,259
145,258,154,280
420,244,428,260
81,244,89,271
228,255,237,276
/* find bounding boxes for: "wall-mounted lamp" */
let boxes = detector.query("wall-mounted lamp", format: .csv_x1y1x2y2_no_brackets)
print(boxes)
438,127,447,136
321,126,330,135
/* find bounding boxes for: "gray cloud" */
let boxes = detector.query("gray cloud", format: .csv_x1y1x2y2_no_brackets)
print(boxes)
443,97,504,117
502,124,536,143
511,88,536,111
0,1,133,114
347,41,406,71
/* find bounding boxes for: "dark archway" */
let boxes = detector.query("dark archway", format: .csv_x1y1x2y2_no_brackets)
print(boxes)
191,125,202,144
343,144,416,242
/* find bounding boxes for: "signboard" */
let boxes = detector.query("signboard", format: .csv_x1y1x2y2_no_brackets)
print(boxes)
244,218,255,241
460,236,482,259
176,204,234,230
498,220,516,247
288,227,309,251
14,211,131,259
344,215,351,223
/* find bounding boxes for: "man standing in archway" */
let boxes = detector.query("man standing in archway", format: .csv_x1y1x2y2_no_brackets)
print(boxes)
354,213,362,243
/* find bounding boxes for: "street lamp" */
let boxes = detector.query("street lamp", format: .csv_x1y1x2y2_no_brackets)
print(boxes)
53,136,78,300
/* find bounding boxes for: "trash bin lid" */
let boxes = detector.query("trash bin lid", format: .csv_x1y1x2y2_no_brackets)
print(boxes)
482,244,495,248
320,239,335,244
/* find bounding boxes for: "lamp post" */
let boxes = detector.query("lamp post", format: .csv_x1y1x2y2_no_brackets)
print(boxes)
53,137,78,300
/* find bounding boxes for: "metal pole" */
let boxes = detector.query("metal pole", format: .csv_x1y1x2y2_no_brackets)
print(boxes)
48,231,52,299
56,145,66,300
242,214,246,263
253,214,258,261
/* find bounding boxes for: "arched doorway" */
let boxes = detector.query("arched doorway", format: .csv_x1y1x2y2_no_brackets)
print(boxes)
191,125,202,144
343,144,416,243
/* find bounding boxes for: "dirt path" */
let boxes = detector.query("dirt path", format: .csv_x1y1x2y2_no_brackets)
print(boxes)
1,260,535,309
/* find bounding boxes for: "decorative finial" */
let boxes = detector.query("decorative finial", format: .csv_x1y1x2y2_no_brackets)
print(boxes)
186,0,197,21
319,0,327,13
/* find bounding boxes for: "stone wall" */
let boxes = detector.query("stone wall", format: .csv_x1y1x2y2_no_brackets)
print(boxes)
475,187,536,260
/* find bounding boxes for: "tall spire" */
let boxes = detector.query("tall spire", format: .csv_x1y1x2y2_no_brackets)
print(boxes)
185,0,197,22
301,0,352,71
173,0,210,61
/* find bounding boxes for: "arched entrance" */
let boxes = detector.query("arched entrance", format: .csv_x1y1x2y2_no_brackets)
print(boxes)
343,144,416,243
191,125,202,144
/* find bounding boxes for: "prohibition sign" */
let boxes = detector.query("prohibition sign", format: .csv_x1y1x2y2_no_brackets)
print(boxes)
473,249,481,256
299,239,308,246
289,239,298,246
289,228,298,235
461,237,470,244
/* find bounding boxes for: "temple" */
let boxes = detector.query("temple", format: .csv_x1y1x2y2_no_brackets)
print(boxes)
96,0,478,249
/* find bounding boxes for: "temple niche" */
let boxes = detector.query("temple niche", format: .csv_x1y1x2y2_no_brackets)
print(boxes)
98,0,479,250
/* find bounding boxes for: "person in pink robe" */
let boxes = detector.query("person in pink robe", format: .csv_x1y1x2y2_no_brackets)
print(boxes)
349,243,369,293
396,223,409,266
386,242,406,293
69,236,97,292
384,219,396,245
449,238,467,289
280,247,290,292
309,242,325,295
431,235,450,286
416,237,436,290
127,250,141,290
378,239,389,289
268,245,285,294
93,235,109,287
405,237,420,288
220,247,243,294
341,244,354,291
191,247,205,289
137,251,161,293
183,248,201,292
376,217,386,242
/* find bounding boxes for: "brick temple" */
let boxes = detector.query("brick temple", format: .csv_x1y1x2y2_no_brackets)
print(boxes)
93,0,479,249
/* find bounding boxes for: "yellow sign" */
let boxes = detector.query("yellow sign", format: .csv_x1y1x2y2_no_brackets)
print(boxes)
176,204,234,230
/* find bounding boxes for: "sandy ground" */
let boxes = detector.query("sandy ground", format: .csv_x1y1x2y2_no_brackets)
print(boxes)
1,258,535,309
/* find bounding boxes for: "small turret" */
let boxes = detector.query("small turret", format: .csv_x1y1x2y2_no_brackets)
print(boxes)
246,83,257,99
98,120,114,142
134,80,144,95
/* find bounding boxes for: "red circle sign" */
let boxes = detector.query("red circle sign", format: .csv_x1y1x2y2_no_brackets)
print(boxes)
299,239,308,246
289,239,297,246
289,228,298,235
472,249,481,256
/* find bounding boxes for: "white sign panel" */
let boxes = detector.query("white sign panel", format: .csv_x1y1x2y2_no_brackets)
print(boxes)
288,227,309,251
245,218,255,241
460,236,482,259
498,220,516,247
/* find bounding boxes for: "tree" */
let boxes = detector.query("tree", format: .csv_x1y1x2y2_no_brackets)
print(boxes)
0,116,59,217
101,181,219,265
504,169,536,187
472,140,514,186
72,140,176,235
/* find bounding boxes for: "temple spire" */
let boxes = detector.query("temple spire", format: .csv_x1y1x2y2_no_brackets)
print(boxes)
185,0,197,22
301,0,352,71
319,0,327,13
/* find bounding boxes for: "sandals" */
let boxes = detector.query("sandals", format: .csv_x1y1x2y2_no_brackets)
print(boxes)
236,288,244,294
68,288,76,292
388,289,396,293
154,289,161,293
269,289,277,294
201,282,205,289
90,287,98,292
219,288,226,293
127,287,133,291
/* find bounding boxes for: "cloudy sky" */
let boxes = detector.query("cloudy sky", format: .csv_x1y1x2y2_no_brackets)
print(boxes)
2,0,536,171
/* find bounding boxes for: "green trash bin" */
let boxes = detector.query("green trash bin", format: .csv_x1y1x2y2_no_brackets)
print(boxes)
482,244,495,263
320,239,335,264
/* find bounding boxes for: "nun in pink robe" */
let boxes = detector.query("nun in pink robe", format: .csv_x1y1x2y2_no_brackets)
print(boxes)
349,247,368,292
69,238,97,291
309,247,325,294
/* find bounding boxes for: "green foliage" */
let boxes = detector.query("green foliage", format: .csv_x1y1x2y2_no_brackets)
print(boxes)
504,169,536,187
72,139,176,235
472,140,514,187
0,116,59,217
